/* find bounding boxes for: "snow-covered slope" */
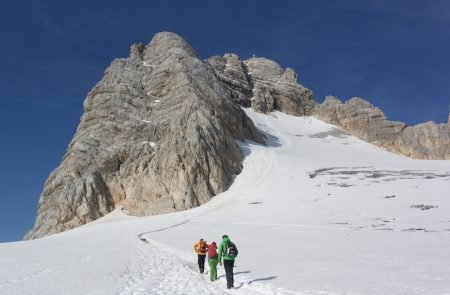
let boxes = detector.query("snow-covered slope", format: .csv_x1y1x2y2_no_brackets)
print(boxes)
1,109,450,295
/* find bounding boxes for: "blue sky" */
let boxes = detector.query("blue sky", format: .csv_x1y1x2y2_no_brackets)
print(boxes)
1,0,449,242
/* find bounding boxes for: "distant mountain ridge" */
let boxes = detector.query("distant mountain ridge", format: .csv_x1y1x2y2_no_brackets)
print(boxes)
207,53,450,159
25,32,450,239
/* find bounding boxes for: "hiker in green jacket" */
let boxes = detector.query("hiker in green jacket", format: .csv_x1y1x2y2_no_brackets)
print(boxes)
218,235,238,289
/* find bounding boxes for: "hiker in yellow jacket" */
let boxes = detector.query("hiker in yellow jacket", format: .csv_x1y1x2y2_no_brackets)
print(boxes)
193,238,208,273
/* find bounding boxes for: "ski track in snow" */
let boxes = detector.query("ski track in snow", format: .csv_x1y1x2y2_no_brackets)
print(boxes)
116,200,297,295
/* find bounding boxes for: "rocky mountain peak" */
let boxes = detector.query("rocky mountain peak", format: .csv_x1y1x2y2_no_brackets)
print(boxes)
143,32,198,64
25,32,263,240
25,31,449,240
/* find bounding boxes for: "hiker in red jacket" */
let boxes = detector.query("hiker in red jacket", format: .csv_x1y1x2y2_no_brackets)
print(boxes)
193,238,208,273
208,242,219,281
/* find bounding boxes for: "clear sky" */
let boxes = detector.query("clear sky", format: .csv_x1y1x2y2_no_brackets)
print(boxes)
1,0,449,242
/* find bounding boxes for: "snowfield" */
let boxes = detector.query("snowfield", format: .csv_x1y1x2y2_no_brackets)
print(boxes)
1,109,450,295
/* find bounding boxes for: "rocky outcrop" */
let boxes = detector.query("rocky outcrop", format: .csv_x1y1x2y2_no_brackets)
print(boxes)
207,55,316,116
206,54,253,107
394,122,450,159
245,57,315,116
315,96,407,142
315,96,450,159
25,32,263,239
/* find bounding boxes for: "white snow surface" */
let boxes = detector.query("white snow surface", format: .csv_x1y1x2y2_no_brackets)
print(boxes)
1,109,450,295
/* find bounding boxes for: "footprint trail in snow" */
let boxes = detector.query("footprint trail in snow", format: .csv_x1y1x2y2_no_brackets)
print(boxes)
116,235,296,295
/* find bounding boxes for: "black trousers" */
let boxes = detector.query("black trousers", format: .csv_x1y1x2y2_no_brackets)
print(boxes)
198,254,206,273
223,259,235,288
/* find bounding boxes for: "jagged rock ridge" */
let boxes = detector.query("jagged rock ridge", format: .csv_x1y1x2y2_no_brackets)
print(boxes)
27,32,449,239
208,54,449,160
315,96,450,160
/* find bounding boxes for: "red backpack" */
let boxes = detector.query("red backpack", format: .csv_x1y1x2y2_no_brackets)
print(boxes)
208,244,218,258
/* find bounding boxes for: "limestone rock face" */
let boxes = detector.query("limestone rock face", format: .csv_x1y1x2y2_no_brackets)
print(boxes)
25,32,263,239
245,57,315,115
315,96,407,142
394,123,450,160
315,96,450,159
206,54,253,107
207,55,316,116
